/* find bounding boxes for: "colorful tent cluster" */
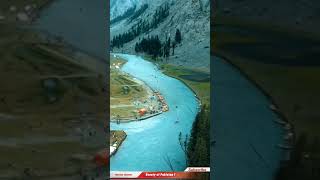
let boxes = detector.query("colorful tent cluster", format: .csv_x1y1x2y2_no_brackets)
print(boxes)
155,92,169,112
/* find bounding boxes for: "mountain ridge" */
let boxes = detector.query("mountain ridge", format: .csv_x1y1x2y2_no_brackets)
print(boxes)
110,0,210,72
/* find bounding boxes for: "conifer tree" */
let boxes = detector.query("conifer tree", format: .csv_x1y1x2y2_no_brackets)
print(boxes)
175,29,182,44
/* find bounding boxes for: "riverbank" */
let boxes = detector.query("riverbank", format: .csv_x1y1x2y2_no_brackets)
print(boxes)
110,54,199,171
110,130,127,156
160,64,209,106
212,17,320,179
216,54,294,153
130,54,210,106
110,55,168,122
212,57,284,180
212,21,320,136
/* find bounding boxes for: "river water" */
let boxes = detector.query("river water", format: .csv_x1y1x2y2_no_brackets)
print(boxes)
34,0,108,60
110,54,199,171
212,56,285,180
33,0,285,178
33,0,199,173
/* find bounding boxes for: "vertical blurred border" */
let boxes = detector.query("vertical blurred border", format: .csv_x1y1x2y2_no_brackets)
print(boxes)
106,0,110,178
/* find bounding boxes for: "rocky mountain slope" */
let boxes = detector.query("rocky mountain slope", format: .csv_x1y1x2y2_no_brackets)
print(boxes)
110,0,210,72
110,0,137,19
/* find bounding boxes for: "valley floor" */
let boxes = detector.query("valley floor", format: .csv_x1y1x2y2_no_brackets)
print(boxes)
110,55,166,122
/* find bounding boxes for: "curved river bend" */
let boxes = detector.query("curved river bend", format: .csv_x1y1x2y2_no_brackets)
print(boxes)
111,54,199,171
34,0,284,177
34,0,199,172
212,56,285,180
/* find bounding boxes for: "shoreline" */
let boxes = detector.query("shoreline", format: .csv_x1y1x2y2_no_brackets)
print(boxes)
159,66,202,106
32,29,108,63
116,53,204,105
213,54,294,161
111,54,169,123
110,54,200,170
110,130,127,157
110,112,162,123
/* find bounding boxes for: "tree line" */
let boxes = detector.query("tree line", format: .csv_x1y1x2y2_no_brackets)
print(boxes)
134,29,182,59
134,35,162,58
111,2,170,49
186,104,210,167
177,104,210,169
129,4,149,22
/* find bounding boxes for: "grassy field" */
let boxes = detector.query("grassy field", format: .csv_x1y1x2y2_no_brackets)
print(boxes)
0,13,106,178
139,54,210,106
160,64,210,106
110,130,126,146
110,56,155,119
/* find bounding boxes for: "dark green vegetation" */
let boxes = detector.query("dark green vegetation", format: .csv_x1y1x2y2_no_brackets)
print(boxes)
187,105,210,167
213,15,320,180
129,4,148,22
175,29,182,44
134,29,182,59
179,105,210,167
111,2,170,49
179,74,209,82
179,71,209,82
134,35,162,58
